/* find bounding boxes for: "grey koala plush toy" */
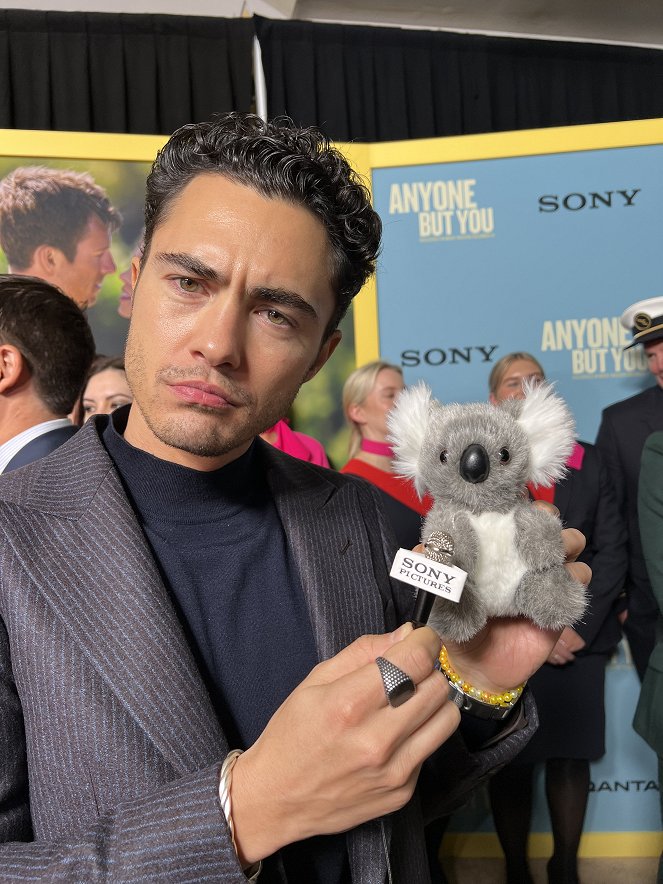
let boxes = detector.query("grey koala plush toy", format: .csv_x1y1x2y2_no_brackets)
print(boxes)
387,380,587,642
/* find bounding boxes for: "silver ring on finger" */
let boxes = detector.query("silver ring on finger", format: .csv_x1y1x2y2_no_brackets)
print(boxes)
375,656,416,708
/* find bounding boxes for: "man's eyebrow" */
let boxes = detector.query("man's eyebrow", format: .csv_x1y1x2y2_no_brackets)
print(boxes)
153,253,321,320
250,286,319,321
154,251,222,282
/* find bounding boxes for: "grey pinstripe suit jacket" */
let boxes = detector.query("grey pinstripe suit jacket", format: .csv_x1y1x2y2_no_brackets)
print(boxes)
0,418,536,882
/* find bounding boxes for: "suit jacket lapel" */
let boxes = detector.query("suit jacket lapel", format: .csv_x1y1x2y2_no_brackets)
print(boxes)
263,442,387,659
8,422,225,776
263,444,389,884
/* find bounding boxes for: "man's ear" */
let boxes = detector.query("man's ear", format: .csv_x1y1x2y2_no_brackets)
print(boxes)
304,329,342,383
131,255,141,286
129,254,142,310
30,244,65,279
0,344,26,393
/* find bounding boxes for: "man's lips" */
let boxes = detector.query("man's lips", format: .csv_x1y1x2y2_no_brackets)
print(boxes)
168,381,238,408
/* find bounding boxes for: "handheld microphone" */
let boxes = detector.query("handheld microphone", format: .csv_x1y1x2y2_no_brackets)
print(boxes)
412,532,456,628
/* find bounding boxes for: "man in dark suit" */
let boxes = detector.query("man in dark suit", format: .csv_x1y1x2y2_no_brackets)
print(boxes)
0,274,94,474
596,296,663,679
0,114,589,882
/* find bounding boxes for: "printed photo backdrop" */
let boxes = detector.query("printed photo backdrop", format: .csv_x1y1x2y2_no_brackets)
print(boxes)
0,153,150,355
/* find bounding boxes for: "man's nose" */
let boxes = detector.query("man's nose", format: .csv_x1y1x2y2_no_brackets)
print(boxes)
191,300,244,370
102,250,116,274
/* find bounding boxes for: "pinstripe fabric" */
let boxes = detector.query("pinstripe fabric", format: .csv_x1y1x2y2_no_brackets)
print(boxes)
0,420,537,882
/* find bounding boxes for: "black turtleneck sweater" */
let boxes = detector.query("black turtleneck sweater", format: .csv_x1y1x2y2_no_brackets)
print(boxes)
101,409,349,883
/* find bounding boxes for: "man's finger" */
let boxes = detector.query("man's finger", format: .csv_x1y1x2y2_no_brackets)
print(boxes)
533,499,560,518
308,623,439,689
561,526,586,563
566,560,591,587
371,628,443,708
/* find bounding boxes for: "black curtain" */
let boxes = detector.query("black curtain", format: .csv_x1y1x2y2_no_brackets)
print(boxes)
0,10,254,134
255,15,663,142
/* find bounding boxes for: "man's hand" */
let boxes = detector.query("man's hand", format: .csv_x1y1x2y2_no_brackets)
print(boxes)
230,623,460,865
436,521,591,695
547,626,586,665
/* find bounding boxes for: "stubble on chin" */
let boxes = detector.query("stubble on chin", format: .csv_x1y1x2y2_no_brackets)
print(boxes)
125,330,314,458
148,409,252,458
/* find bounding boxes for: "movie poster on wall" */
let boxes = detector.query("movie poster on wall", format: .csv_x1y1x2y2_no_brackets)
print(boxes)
0,130,160,356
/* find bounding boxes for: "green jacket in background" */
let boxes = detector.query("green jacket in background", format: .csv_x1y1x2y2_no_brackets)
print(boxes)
633,430,663,755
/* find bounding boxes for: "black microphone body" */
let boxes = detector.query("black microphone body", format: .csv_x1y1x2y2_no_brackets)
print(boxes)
412,588,436,628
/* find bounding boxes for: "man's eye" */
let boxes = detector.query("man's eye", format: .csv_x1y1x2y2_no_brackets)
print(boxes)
178,278,200,293
264,309,289,326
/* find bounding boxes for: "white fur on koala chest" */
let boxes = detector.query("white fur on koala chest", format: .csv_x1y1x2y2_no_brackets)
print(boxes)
466,510,527,614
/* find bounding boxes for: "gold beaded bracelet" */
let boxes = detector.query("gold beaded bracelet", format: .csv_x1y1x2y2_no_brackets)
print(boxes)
438,645,525,709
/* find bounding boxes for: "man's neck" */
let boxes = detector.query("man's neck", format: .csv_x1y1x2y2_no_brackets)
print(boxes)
0,400,63,446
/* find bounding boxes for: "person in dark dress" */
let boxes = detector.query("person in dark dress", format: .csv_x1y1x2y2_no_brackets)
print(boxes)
487,353,627,884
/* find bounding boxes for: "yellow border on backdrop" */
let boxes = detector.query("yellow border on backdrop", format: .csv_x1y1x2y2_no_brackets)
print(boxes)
443,831,663,859
352,116,663,367
0,129,165,161
336,141,377,366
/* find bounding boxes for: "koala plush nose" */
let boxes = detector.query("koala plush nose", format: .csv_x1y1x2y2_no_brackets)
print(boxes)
459,443,490,483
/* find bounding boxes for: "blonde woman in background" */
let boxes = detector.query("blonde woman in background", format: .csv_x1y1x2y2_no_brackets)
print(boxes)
341,360,431,548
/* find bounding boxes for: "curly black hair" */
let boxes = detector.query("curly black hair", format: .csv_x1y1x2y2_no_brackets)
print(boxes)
143,113,382,336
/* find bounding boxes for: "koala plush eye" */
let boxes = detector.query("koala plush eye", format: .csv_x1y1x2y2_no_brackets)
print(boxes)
498,447,511,463
440,449,448,464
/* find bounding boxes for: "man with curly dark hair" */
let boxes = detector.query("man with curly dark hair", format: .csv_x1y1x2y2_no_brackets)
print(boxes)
0,113,586,883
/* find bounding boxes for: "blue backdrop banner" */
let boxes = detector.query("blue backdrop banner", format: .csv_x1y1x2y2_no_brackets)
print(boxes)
371,139,663,439
364,120,663,855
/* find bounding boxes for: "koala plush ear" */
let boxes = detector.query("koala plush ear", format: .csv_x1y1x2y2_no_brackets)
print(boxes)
516,380,576,486
387,381,432,496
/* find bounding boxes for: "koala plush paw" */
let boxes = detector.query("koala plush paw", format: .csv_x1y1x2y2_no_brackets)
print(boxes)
514,568,588,631
428,589,487,643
